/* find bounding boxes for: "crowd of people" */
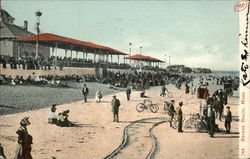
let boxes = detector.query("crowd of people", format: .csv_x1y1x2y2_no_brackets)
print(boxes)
0,70,240,159
0,73,96,86
0,55,162,71
105,71,171,90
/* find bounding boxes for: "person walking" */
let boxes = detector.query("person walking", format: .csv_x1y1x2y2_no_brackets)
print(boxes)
126,86,132,101
168,100,176,128
208,105,216,138
14,117,33,159
176,102,184,132
111,95,121,122
95,89,103,103
160,85,166,97
82,84,89,102
224,106,232,133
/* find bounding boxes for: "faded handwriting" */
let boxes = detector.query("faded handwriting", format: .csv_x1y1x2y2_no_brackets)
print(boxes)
240,4,250,87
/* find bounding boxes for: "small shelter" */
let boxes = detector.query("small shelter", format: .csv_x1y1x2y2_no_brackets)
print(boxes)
125,54,163,67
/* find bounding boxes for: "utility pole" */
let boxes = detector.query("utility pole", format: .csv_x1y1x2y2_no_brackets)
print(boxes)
129,42,132,66
140,46,142,71
35,10,42,59
169,56,171,66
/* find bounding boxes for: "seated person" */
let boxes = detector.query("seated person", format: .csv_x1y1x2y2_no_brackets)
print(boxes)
57,110,73,127
140,90,149,98
48,104,57,124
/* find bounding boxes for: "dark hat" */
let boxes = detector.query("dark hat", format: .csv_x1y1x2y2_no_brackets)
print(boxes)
179,101,183,106
171,100,175,103
51,104,57,110
20,117,30,125
113,95,116,98
84,84,86,86
226,106,230,109
52,104,57,108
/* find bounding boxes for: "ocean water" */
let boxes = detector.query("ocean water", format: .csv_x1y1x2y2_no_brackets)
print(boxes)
211,71,239,77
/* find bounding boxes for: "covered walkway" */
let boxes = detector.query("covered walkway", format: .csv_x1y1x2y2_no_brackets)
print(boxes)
14,33,127,64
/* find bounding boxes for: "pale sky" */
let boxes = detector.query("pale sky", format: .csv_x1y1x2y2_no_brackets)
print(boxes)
3,0,239,71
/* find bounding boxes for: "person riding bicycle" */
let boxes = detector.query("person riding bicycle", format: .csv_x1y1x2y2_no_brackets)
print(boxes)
168,100,176,128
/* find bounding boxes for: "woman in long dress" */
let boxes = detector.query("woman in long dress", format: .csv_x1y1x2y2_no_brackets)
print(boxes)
14,117,33,159
95,89,103,103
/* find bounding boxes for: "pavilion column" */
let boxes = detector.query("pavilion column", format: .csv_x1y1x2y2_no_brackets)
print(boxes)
65,50,67,58
106,54,109,63
76,51,78,59
111,55,113,63
82,47,86,60
17,43,20,58
123,55,125,63
70,46,73,59
55,42,58,57
118,55,119,64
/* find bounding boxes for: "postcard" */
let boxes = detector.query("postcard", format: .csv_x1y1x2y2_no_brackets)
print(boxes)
0,0,249,159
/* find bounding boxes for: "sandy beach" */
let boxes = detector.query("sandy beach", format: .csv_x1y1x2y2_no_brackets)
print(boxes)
0,81,239,159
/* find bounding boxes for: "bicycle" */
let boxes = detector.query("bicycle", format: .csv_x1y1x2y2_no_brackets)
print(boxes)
136,99,159,113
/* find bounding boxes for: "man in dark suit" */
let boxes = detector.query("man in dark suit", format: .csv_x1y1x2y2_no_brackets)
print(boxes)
168,100,176,128
208,105,216,138
224,106,232,133
82,84,89,102
111,95,121,122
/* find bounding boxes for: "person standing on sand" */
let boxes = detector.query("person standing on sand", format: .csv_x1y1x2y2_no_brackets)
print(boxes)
82,84,89,102
224,106,232,133
14,117,33,159
176,102,184,132
208,106,216,138
0,143,6,159
111,95,121,122
95,89,102,103
126,86,132,101
168,100,176,128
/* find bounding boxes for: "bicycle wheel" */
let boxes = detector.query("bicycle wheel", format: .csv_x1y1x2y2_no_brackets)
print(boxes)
184,117,195,129
167,92,173,98
149,104,159,113
136,103,146,112
172,117,177,129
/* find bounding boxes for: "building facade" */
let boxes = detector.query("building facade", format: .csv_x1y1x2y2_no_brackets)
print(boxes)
0,9,50,58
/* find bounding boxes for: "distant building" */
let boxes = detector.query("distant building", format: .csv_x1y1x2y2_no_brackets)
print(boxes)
167,65,185,73
0,9,49,58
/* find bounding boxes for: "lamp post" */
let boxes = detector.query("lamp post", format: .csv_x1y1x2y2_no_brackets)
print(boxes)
140,46,142,70
165,54,167,69
169,56,171,66
35,10,42,59
129,42,132,66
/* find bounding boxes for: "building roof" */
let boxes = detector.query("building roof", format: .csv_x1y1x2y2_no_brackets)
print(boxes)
125,54,163,62
0,21,34,39
14,33,127,55
0,9,15,23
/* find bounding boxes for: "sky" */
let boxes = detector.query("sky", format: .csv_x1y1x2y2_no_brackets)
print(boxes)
3,0,239,71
